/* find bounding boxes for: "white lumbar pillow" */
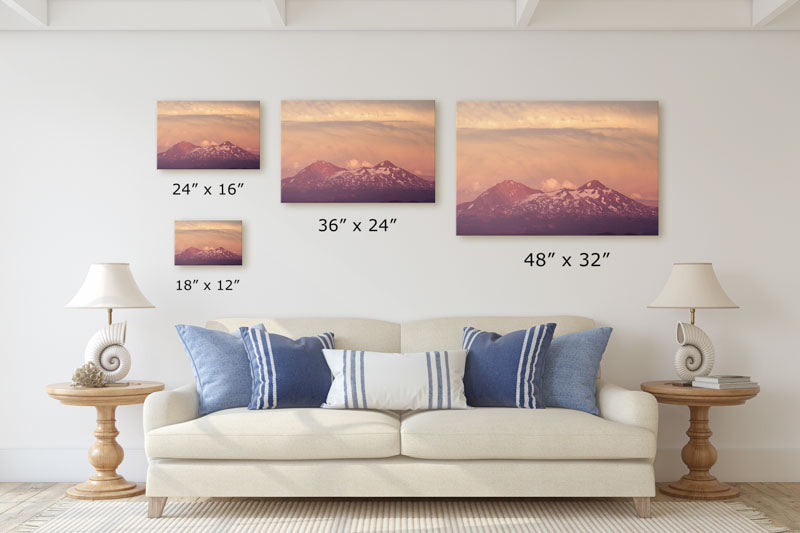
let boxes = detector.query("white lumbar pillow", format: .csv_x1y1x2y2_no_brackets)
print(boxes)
322,349,468,410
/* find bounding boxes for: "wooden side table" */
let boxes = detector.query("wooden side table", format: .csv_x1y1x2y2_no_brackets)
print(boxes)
641,380,759,500
45,381,165,500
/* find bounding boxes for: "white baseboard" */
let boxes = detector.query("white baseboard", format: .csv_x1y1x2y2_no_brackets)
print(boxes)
654,448,800,482
0,448,148,483
2,448,799,483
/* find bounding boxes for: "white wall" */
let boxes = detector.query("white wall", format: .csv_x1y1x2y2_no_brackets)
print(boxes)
0,30,798,483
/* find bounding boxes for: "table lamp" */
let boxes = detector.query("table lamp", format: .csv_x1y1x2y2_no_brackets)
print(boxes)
66,263,154,383
648,262,738,382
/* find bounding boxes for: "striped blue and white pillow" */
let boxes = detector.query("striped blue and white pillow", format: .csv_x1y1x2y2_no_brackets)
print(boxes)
321,349,468,410
240,327,334,409
462,323,556,408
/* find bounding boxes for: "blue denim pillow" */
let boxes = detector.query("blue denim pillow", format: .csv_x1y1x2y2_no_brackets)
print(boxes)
175,324,264,416
542,327,613,415
240,327,335,409
462,323,556,408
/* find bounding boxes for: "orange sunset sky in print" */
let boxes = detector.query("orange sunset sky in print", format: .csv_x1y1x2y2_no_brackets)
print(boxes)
457,101,659,205
281,100,435,179
157,101,260,153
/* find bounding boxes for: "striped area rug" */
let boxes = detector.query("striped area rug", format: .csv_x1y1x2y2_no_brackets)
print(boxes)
17,499,787,533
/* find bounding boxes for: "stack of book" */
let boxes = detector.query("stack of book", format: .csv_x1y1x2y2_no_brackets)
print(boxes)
692,375,758,389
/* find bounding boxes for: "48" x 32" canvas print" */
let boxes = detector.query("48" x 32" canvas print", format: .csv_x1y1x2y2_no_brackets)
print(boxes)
456,101,659,236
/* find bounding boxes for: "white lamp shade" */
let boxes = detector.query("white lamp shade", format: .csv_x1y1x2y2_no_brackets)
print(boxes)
648,262,738,309
66,263,154,309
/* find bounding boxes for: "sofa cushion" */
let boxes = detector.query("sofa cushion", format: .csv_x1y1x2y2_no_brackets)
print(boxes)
462,324,556,408
175,324,265,416
240,327,334,410
542,327,613,415
321,349,468,410
146,408,400,460
400,408,655,460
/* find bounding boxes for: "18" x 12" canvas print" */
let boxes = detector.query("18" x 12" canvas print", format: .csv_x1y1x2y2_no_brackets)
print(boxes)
158,101,260,169
174,220,243,266
282,100,435,203
457,101,659,236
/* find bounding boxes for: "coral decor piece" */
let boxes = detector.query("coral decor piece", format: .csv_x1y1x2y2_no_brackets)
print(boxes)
84,322,131,382
72,361,106,388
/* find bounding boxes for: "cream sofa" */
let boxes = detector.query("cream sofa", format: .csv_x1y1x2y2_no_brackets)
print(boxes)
143,316,658,518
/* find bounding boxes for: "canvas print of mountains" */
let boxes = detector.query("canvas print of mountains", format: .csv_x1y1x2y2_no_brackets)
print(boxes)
157,101,260,169
281,100,435,203
174,220,242,266
457,101,659,236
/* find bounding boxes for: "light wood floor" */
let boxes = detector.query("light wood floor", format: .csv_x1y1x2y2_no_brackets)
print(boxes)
1,482,798,532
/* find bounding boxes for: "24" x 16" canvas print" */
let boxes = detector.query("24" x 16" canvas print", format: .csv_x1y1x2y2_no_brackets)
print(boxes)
174,220,242,266
158,101,260,169
456,101,659,236
281,100,435,203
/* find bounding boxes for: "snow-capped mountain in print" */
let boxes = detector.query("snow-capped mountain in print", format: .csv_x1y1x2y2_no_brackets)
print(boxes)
282,160,435,203
158,141,259,169
174,247,242,266
457,179,657,235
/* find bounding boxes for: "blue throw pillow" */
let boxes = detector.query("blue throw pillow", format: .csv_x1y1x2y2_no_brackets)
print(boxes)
240,327,334,409
175,324,265,417
462,323,556,408
542,327,613,415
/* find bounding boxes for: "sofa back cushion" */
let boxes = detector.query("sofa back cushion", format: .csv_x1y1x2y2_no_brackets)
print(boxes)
208,317,401,352
401,316,595,353
208,316,595,356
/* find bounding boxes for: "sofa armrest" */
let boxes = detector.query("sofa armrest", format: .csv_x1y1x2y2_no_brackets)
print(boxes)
143,383,199,433
596,380,658,435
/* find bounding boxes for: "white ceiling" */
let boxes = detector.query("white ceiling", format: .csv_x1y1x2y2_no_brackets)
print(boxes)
1,0,799,30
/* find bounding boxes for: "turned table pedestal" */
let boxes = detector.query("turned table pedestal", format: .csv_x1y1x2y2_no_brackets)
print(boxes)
45,381,164,500
640,380,759,500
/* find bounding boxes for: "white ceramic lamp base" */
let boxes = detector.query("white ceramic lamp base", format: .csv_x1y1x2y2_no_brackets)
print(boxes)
84,322,131,383
674,322,715,381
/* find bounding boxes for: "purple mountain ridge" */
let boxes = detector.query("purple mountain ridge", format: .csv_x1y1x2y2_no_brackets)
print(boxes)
457,179,658,235
282,160,434,203
158,141,259,169
175,247,242,266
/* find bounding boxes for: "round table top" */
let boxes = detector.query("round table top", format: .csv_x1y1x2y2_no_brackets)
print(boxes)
45,381,165,406
641,380,759,407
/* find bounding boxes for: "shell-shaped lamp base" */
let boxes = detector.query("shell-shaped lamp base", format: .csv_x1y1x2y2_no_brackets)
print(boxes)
84,322,131,382
674,322,715,381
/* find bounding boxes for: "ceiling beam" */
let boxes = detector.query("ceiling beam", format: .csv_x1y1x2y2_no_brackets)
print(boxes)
1,0,47,26
1,0,798,31
516,0,540,27
752,0,800,26
264,0,286,26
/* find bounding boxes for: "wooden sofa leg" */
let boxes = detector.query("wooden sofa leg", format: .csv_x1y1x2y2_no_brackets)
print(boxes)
148,497,167,518
633,497,651,518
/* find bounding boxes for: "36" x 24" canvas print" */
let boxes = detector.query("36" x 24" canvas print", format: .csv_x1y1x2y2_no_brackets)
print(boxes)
158,101,260,170
456,101,659,236
281,100,435,203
